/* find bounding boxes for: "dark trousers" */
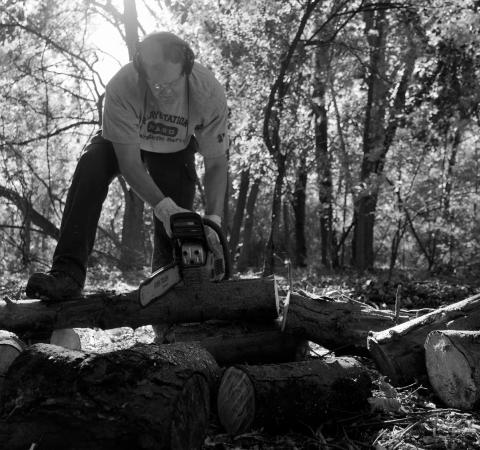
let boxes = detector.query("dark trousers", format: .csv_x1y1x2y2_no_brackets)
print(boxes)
52,132,197,286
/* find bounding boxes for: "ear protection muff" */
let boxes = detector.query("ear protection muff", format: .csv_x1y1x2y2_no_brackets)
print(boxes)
133,32,195,79
182,45,195,76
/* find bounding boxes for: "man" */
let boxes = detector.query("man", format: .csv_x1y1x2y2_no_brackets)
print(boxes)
26,31,228,301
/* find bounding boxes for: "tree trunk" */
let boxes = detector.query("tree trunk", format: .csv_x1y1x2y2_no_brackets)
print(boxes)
20,201,32,267
118,0,146,271
119,180,146,271
292,155,307,267
217,356,372,435
282,198,293,260
263,158,286,276
368,293,480,385
352,194,377,271
0,342,218,450
229,168,250,263
223,146,231,238
425,330,480,410
237,177,260,271
158,320,308,366
352,4,389,271
353,6,418,271
313,45,334,269
1,279,279,335
282,292,414,354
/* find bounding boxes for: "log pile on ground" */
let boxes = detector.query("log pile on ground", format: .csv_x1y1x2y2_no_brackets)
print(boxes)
0,342,219,450
367,293,480,385
12,277,477,446
282,292,415,354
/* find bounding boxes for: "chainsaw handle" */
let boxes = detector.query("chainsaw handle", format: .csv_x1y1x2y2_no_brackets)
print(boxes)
202,217,231,280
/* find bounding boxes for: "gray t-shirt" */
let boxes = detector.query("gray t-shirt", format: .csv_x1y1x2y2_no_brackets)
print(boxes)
102,62,228,158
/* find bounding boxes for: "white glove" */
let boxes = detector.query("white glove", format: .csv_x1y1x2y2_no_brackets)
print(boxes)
203,215,223,262
154,197,190,237
203,214,222,227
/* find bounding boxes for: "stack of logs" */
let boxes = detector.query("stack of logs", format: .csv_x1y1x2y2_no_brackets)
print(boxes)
0,278,479,449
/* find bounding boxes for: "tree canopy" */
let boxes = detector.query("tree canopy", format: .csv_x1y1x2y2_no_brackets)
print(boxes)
1,0,479,278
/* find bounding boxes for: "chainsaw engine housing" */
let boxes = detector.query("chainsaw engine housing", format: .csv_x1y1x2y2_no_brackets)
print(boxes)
171,212,226,285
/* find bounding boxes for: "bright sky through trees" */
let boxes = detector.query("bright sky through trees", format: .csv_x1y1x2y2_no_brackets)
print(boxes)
89,1,174,82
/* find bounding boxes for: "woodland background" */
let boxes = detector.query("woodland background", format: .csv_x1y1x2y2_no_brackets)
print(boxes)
1,0,480,283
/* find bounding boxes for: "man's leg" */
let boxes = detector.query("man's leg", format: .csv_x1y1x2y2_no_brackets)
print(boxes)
142,145,197,342
26,134,120,300
142,145,197,272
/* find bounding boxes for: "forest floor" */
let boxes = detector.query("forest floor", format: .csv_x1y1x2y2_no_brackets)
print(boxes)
2,266,480,449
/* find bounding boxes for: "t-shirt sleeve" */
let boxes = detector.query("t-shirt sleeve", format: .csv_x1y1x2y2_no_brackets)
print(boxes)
195,87,229,159
102,80,140,145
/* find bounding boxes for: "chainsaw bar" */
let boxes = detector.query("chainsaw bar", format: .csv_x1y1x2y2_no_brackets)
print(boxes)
138,263,181,307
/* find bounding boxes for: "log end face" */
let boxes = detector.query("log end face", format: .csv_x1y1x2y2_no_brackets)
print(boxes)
367,336,403,386
50,328,81,351
217,366,255,435
0,335,26,394
425,331,478,410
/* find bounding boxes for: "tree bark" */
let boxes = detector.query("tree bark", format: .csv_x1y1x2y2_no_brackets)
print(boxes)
0,279,279,335
313,44,334,269
229,168,250,263
118,0,146,271
352,4,389,270
217,356,372,435
0,342,219,450
282,292,414,354
119,180,146,271
292,154,307,267
263,158,286,276
237,177,260,271
425,330,480,410
158,320,308,366
368,293,480,385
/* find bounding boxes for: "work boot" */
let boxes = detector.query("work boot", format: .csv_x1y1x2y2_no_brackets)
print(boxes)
25,271,82,302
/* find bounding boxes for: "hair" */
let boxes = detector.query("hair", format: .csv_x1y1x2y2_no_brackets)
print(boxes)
133,32,195,77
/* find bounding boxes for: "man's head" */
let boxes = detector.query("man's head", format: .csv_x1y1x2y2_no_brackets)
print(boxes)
134,32,195,101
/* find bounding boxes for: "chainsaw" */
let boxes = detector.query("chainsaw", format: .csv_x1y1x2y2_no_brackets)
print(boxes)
138,212,231,307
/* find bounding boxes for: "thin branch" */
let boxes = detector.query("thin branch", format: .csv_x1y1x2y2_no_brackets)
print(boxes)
7,121,99,146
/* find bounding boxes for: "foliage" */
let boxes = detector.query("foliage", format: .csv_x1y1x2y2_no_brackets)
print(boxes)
0,0,480,277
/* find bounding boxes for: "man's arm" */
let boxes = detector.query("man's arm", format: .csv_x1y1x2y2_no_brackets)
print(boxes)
112,142,165,207
203,153,228,217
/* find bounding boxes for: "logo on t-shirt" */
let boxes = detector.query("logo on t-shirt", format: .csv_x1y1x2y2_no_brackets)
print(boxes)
147,121,178,137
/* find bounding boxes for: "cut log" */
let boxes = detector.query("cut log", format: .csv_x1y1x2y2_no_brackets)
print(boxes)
50,328,81,350
425,330,480,410
0,330,26,392
0,278,278,335
282,293,414,353
0,342,219,450
368,293,480,385
217,357,372,435
159,320,308,365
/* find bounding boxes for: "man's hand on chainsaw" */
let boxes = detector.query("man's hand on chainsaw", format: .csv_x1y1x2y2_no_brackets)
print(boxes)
204,214,221,227
203,215,223,262
154,197,190,237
